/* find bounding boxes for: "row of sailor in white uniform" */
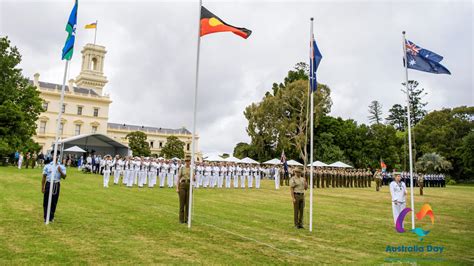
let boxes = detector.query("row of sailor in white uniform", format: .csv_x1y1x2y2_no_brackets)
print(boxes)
101,155,282,189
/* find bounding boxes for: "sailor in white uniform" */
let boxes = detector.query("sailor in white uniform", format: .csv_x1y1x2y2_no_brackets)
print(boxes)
218,163,225,188
242,165,249,188
148,159,158,188
255,166,262,189
224,163,232,188
212,163,220,188
124,158,131,186
235,164,241,188
204,163,212,188
103,155,113,188
169,160,179,188
274,166,280,190
113,155,123,185
195,163,203,188
389,174,407,225
157,159,165,188
132,158,140,186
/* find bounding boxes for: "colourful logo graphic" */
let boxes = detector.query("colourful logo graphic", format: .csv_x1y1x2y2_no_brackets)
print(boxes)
395,204,435,241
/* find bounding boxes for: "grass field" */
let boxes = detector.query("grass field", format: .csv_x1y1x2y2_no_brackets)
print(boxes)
0,166,473,264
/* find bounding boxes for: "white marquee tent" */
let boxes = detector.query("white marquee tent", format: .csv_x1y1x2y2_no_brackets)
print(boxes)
328,161,353,168
203,154,226,162
240,157,259,164
63,145,86,153
262,158,281,165
287,159,303,166
307,160,328,167
224,156,241,163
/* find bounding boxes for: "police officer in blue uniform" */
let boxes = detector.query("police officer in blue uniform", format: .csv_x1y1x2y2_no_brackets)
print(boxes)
41,155,67,223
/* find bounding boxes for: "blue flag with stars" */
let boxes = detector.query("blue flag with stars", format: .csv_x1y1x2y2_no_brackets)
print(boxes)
62,0,78,60
405,40,450,75
310,34,322,92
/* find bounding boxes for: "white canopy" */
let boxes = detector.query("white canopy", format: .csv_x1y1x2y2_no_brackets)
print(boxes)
329,161,353,168
287,159,303,166
63,145,86,153
240,157,259,164
263,158,281,165
224,156,241,163
307,160,328,167
204,154,226,162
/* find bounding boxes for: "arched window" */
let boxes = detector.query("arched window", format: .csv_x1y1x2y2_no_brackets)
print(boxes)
91,57,98,71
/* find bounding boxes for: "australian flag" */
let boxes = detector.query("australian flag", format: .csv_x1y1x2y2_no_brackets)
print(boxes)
310,34,323,92
405,40,450,75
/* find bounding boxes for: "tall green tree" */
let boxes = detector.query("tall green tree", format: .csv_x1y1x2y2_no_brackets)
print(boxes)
126,131,150,157
456,132,474,178
386,104,407,131
403,80,428,126
160,136,185,159
0,37,43,157
368,100,383,125
233,142,256,159
414,106,473,180
243,63,332,163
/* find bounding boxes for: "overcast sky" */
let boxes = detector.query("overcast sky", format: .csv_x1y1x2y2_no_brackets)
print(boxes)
1,0,473,155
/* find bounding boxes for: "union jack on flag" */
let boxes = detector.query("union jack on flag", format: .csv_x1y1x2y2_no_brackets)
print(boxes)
405,41,421,56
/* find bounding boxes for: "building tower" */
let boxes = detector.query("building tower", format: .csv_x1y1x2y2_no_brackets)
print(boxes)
75,44,108,95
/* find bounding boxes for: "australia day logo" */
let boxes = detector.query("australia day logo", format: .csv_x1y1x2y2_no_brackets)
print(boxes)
396,204,435,241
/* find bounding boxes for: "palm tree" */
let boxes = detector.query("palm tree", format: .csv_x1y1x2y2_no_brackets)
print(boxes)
416,152,452,173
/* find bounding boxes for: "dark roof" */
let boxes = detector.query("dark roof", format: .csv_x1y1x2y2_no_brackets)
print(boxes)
30,80,99,96
107,122,192,135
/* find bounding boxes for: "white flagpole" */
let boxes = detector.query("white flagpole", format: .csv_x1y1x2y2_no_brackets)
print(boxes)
93,20,98,45
45,59,69,225
309,17,314,232
188,0,202,229
402,31,415,230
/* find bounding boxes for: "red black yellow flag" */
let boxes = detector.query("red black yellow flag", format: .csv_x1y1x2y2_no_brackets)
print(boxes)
200,6,252,39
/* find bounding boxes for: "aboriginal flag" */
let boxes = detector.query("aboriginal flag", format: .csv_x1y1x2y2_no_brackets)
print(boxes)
200,6,252,39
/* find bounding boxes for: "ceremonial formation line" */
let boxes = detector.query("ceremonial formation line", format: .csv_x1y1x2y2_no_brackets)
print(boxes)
92,156,271,189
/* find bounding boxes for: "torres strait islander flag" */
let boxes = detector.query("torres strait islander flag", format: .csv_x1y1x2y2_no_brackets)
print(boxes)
200,6,252,39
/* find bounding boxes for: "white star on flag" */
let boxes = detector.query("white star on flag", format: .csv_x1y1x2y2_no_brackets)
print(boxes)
409,59,416,66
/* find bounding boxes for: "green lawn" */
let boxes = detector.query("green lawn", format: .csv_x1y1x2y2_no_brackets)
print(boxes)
0,166,473,264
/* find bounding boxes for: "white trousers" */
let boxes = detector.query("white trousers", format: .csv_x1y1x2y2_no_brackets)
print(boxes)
159,172,166,187
138,171,147,187
248,175,253,188
148,171,157,187
123,170,130,186
103,170,110,187
212,175,218,188
167,173,174,187
127,170,134,187
195,174,201,188
218,175,224,188
255,175,261,189
133,170,138,185
233,175,239,188
225,175,231,188
392,201,406,225
113,169,121,184
241,175,246,188
275,174,280,190
202,174,209,188
174,174,179,187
